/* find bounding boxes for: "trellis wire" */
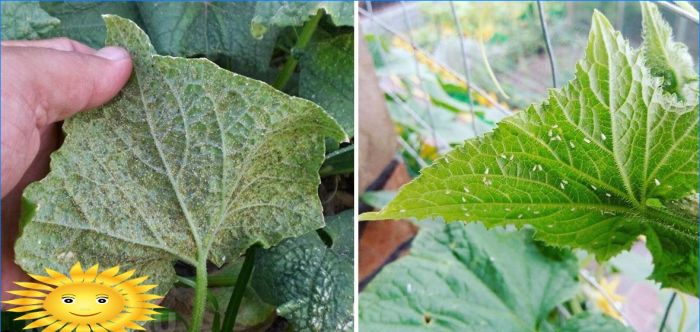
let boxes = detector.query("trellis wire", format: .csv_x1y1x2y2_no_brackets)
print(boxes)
398,136,429,168
537,1,558,89
657,1,700,24
658,292,678,332
448,1,478,136
384,89,446,143
365,1,448,152
400,2,441,151
359,6,513,117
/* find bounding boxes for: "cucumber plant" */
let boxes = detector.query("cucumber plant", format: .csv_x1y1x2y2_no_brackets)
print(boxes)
361,3,698,296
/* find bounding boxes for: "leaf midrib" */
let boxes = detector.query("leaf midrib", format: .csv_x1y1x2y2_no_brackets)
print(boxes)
123,33,204,259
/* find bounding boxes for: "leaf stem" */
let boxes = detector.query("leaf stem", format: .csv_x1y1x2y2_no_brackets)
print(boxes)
190,256,209,332
272,9,324,90
221,246,257,332
644,206,697,235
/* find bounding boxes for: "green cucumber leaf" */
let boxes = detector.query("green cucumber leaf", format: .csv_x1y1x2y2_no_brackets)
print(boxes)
1,2,59,40
360,11,698,294
300,33,354,135
136,2,280,80
640,2,698,101
559,312,632,332
359,222,580,331
15,15,344,295
252,210,354,332
251,2,353,39
40,2,142,48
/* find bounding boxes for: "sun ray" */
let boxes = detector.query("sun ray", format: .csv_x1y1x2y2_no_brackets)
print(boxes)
124,321,147,330
60,322,77,331
83,264,99,282
76,324,91,332
91,324,109,332
111,270,136,284
45,269,72,285
132,284,157,293
69,262,85,282
96,266,120,281
2,298,43,306
6,304,43,312
24,316,57,329
28,274,64,287
15,310,50,320
121,276,148,286
4,263,162,331
14,282,54,292
132,302,161,309
6,290,47,298
43,320,65,332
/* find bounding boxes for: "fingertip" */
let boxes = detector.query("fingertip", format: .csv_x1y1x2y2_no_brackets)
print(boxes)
95,46,130,61
85,48,133,110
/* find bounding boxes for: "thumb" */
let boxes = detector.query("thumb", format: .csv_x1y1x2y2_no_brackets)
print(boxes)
3,45,132,127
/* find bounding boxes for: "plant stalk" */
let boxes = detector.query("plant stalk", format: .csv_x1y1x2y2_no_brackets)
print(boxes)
190,256,209,332
221,246,257,332
272,10,324,90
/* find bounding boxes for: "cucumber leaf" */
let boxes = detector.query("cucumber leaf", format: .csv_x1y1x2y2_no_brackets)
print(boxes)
1,2,59,40
359,222,581,331
40,2,142,48
360,11,698,294
136,2,280,80
559,313,632,332
251,2,353,39
640,2,698,101
15,15,344,295
252,210,354,332
300,33,354,135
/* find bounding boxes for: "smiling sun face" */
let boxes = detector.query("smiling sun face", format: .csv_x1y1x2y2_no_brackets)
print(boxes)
43,282,125,325
3,262,162,331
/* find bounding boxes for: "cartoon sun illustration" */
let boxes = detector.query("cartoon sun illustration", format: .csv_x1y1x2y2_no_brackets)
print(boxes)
3,262,162,331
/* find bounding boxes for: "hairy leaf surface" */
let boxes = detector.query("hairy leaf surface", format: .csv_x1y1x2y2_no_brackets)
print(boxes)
640,2,698,101
251,2,353,39
252,210,353,332
361,11,698,293
1,2,59,40
359,222,581,331
15,15,344,295
300,33,354,135
136,2,280,80
40,2,142,48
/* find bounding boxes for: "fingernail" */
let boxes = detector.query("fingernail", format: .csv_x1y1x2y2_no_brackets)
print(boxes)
95,46,129,61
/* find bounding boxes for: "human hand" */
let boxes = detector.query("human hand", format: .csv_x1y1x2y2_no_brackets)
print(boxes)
1,38,132,299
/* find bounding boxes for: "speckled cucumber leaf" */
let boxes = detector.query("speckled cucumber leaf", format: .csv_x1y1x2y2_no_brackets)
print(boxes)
40,2,142,48
251,2,353,39
252,210,354,332
640,2,698,101
15,15,344,295
359,222,580,331
300,33,354,135
558,312,631,332
360,11,698,294
1,2,59,40
136,2,280,80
